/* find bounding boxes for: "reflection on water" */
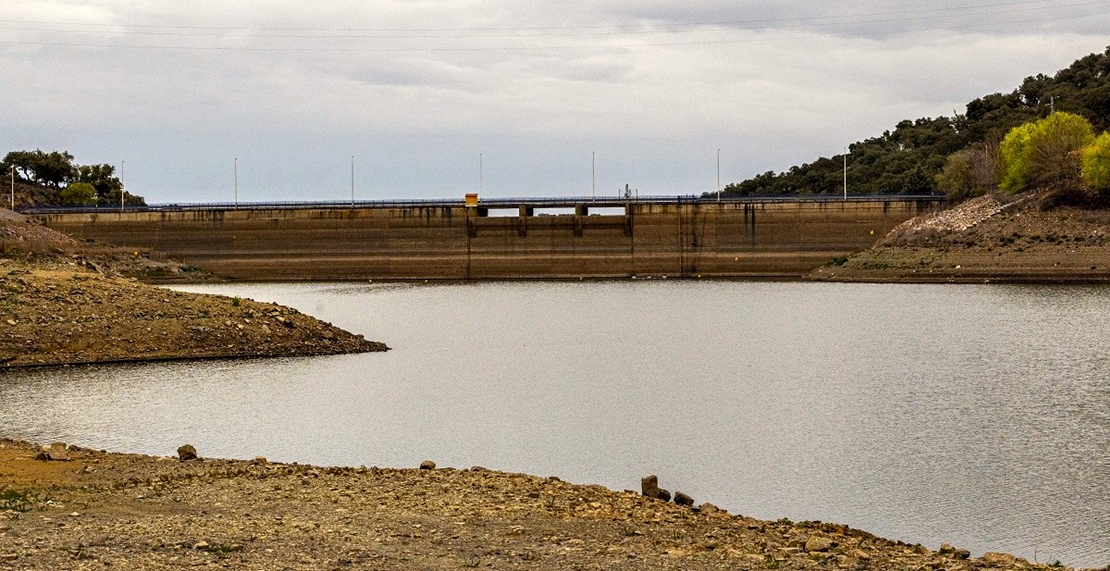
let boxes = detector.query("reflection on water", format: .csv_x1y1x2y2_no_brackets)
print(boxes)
1,281,1108,567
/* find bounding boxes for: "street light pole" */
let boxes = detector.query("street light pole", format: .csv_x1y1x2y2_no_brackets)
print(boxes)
351,155,355,207
592,151,595,200
843,147,848,201
9,165,14,211
234,158,238,207
120,160,125,212
479,153,483,195
717,148,721,203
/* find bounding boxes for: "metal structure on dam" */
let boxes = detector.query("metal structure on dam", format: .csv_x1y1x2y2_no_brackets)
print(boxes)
27,195,946,280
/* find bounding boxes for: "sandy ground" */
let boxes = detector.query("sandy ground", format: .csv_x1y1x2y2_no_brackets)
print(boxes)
0,439,1067,571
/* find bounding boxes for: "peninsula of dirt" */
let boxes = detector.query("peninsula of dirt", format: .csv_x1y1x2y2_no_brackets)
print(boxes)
0,211,387,367
0,438,1066,571
809,192,1110,283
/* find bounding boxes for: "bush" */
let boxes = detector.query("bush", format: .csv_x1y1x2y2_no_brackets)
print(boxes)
999,112,1095,192
60,182,96,206
937,142,999,201
1082,132,1110,192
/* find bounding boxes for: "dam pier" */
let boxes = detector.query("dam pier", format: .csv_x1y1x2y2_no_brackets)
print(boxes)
27,196,943,281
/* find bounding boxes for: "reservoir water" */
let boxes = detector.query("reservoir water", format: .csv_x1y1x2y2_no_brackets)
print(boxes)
1,281,1107,567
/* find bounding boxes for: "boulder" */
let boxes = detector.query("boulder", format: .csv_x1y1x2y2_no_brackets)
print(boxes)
805,536,834,552
177,444,198,461
698,502,721,514
982,552,1015,566
419,460,436,470
640,475,660,499
657,488,671,503
36,442,69,461
253,456,268,465
674,491,694,506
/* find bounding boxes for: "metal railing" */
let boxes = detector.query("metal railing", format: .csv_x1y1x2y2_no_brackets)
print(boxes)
18,194,946,215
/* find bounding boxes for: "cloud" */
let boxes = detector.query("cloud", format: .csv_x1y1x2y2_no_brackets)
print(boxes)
1,1,1108,200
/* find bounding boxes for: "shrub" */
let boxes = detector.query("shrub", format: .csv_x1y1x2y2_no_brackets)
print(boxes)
1082,132,1110,192
59,182,96,206
999,112,1095,192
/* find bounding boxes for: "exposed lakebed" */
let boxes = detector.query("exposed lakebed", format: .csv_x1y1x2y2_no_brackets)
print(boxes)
1,281,1107,567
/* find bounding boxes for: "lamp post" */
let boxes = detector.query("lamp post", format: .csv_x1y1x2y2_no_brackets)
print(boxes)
592,151,596,200
351,155,355,207
234,158,238,207
479,153,483,195
120,160,125,212
843,147,848,201
9,165,14,211
717,148,721,203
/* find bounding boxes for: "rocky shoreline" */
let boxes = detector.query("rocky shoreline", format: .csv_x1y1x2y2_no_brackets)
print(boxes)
0,438,1079,571
808,193,1110,284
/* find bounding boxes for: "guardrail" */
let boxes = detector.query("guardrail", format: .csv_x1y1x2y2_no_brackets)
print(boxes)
18,194,946,215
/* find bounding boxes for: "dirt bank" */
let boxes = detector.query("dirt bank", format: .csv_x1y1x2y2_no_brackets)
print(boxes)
808,193,1110,283
0,212,386,367
0,439,1069,571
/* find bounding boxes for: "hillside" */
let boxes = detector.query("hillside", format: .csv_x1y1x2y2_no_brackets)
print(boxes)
718,46,1110,197
809,191,1110,283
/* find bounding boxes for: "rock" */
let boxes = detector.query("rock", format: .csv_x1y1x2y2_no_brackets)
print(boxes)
698,502,720,514
982,552,1015,566
805,536,834,552
674,491,694,506
938,543,955,555
955,549,971,560
640,475,660,499
253,456,268,465
177,444,198,461
38,442,69,461
419,460,436,470
657,488,671,503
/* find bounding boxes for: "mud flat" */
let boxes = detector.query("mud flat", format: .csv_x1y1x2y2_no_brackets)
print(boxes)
0,439,1071,571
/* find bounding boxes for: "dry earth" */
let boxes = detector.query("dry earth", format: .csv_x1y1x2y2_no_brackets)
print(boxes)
0,211,386,367
0,439,1073,571
809,192,1110,283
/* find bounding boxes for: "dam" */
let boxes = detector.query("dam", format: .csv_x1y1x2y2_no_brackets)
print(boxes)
28,196,944,280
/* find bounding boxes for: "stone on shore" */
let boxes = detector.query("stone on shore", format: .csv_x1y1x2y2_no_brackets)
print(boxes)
657,488,671,503
805,536,834,552
674,491,694,506
36,442,70,461
420,460,436,470
177,444,198,461
641,475,660,499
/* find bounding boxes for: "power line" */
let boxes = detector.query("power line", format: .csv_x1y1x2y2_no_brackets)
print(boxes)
0,0,1101,37
0,10,1104,53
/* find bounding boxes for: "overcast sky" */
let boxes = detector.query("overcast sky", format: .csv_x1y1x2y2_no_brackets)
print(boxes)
2,1,1108,203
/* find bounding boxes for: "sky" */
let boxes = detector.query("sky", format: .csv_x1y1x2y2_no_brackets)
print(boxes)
2,1,1109,204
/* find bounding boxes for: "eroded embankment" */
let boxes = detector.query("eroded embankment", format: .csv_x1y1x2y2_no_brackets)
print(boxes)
0,439,1064,571
809,193,1110,283
0,211,386,367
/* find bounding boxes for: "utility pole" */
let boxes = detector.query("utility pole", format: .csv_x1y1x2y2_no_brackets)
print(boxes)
843,148,848,200
479,153,483,195
9,165,14,211
120,160,125,212
592,151,595,200
234,158,238,207
351,155,355,207
717,148,721,203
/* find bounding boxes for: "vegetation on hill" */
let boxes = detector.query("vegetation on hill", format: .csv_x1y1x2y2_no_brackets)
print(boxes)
0,149,144,208
717,46,1110,198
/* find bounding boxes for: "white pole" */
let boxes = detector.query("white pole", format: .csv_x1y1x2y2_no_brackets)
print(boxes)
351,155,355,206
717,148,721,203
234,158,238,207
120,160,125,212
843,148,848,200
9,165,13,210
479,153,483,195
591,151,595,200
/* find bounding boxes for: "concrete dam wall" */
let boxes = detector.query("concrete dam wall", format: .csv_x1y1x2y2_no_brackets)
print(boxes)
33,198,942,280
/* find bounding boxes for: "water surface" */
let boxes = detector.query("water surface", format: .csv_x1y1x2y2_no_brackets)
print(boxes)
1,281,1107,567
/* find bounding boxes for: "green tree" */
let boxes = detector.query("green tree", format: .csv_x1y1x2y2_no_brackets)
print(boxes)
0,150,77,188
76,164,122,198
60,182,97,206
1081,132,1110,191
998,112,1095,192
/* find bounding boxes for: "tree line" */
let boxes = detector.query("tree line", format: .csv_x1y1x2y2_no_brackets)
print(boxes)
716,46,1110,198
1,149,144,207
